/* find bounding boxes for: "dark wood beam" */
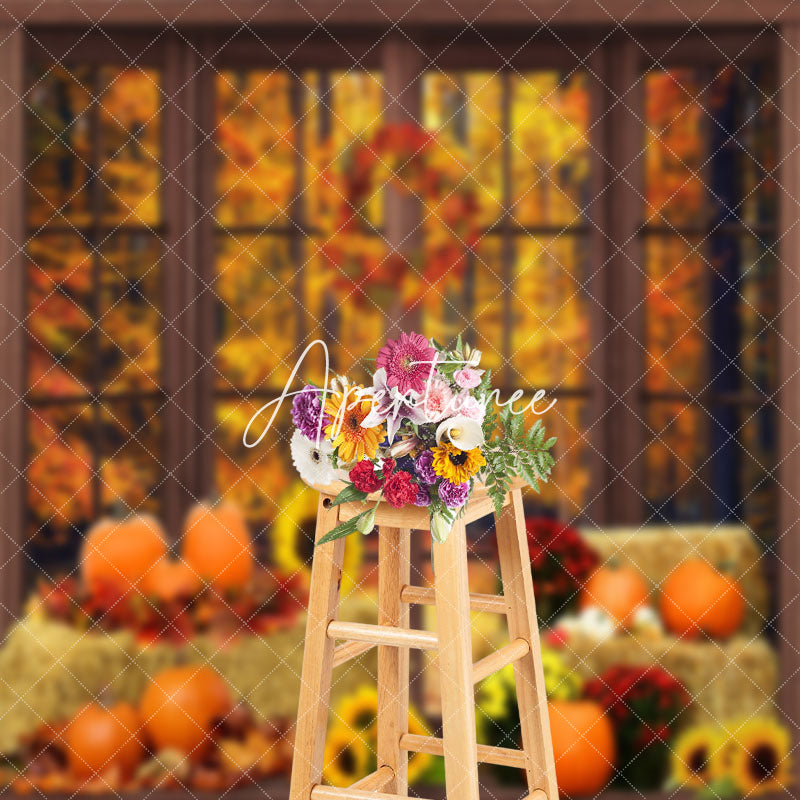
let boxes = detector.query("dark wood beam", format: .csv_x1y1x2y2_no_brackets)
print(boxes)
0,25,26,633
0,0,797,26
778,20,800,793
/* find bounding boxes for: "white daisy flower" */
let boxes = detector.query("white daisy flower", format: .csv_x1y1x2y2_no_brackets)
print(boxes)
290,429,337,487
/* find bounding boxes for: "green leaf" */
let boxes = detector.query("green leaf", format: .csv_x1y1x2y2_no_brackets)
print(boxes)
330,484,369,507
317,508,373,545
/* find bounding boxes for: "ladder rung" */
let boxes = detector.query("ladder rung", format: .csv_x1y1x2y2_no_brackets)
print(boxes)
311,786,434,800
350,765,394,791
399,733,528,769
526,792,548,800
400,585,508,614
472,637,530,684
332,639,375,668
327,620,438,650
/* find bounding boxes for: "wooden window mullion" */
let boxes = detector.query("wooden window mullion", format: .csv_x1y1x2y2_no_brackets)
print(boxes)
777,21,800,786
161,32,205,532
594,35,647,525
0,24,26,632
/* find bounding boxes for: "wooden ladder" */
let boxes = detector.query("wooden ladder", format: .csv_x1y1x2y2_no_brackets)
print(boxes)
288,481,558,800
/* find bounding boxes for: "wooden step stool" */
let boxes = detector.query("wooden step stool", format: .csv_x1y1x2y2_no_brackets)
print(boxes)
289,480,558,800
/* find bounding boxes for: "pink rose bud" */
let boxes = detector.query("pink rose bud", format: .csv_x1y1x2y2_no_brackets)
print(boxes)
453,367,483,389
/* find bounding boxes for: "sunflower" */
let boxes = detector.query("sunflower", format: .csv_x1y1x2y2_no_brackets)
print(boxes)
671,724,727,789
325,390,383,463
336,685,378,733
333,685,433,786
431,442,486,484
727,717,792,796
323,725,372,787
270,481,363,593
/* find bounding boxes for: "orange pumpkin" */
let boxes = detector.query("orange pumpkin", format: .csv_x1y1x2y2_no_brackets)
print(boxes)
65,702,143,780
660,559,744,639
580,563,649,626
140,666,232,758
181,502,253,590
81,515,167,596
141,559,201,603
548,700,616,796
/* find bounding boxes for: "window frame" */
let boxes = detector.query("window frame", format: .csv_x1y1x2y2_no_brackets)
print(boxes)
1,20,798,796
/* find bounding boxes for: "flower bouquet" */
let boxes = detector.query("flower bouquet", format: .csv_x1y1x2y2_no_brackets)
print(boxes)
289,332,556,544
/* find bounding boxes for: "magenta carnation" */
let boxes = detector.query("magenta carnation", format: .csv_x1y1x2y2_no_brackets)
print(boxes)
291,385,330,441
414,450,437,485
413,485,432,507
376,332,436,395
438,479,470,509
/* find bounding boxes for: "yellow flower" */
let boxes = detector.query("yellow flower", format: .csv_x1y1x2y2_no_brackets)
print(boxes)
541,648,583,701
270,480,363,594
431,443,486,484
331,685,433,786
407,709,434,784
671,724,727,789
727,717,792,796
477,664,515,720
325,390,383,463
323,725,372,787
336,685,378,733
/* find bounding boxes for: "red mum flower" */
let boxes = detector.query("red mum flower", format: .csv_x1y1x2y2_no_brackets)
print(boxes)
383,471,418,509
349,459,383,493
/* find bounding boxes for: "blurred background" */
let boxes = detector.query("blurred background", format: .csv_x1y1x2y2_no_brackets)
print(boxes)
0,3,796,799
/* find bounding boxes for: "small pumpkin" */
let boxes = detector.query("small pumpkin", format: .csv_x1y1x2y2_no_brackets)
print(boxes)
181,502,253,590
81,515,167,596
140,666,232,758
65,702,143,780
548,699,616,796
141,559,201,603
580,563,649,627
660,559,744,639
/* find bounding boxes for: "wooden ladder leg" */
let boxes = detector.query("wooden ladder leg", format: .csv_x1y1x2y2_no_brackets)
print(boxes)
377,526,411,794
432,519,480,800
289,497,347,800
495,488,559,800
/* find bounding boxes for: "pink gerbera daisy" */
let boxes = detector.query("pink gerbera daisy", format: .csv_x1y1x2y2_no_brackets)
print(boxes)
376,332,436,395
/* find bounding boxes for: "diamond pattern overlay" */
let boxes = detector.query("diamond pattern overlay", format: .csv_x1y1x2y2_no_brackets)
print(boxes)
0,2,797,798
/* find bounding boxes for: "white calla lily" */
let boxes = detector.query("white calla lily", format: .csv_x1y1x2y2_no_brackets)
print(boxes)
435,416,484,450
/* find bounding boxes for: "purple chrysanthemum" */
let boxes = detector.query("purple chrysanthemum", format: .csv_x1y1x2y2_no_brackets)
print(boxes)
438,479,470,509
291,385,330,441
413,485,432,507
414,450,437,485
376,332,436,395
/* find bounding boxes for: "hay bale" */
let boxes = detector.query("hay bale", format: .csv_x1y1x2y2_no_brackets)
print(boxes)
581,525,768,634
560,632,778,724
0,594,380,756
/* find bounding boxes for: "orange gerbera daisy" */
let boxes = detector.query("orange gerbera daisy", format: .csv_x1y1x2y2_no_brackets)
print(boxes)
325,389,383,463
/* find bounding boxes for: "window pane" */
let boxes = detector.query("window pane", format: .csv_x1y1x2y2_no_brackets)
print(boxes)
214,399,291,531
98,67,163,226
27,234,93,399
423,72,503,227
510,71,590,226
644,401,708,521
304,70,384,229
98,233,162,393
645,65,778,228
644,69,704,226
471,237,505,375
644,236,707,393
511,235,588,389
215,234,298,391
26,403,94,560
26,65,92,228
216,70,295,227
99,398,162,516
306,235,388,382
